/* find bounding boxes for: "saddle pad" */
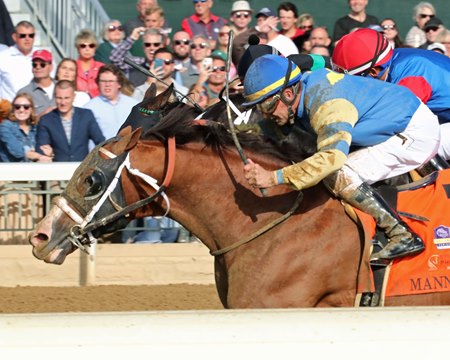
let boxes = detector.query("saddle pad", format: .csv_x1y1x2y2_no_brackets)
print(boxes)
386,169,450,297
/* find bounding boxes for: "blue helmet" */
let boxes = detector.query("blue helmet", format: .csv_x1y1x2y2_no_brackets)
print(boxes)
243,54,301,107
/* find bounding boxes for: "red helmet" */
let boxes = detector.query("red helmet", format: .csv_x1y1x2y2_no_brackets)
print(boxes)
332,28,393,75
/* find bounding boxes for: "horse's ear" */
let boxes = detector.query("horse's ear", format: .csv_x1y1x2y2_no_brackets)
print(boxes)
144,83,157,100
156,83,174,106
112,126,142,154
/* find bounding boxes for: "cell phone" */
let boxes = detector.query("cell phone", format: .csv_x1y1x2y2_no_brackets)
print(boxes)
202,57,212,69
154,58,164,68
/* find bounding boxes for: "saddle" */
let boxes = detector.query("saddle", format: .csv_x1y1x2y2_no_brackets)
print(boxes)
347,169,450,307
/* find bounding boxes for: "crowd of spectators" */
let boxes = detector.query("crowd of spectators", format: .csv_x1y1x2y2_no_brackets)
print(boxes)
0,0,449,243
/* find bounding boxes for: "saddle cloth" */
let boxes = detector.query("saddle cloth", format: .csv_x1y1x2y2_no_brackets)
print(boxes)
354,169,450,298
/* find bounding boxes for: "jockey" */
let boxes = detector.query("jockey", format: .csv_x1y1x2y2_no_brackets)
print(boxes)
241,54,441,263
331,28,450,161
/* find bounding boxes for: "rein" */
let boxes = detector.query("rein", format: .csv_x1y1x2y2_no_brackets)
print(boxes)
210,192,303,256
59,137,176,251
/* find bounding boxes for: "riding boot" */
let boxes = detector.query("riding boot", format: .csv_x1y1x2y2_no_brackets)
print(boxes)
342,183,425,262
416,154,450,177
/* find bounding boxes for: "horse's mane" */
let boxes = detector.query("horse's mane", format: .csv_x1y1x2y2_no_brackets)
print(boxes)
143,104,315,163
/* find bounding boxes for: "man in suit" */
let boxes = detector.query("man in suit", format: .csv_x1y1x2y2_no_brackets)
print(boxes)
36,80,105,161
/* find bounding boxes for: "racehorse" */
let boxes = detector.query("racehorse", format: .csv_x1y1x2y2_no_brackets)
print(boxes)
29,105,450,308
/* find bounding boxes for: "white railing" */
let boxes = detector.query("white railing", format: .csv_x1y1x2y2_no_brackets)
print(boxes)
23,0,109,60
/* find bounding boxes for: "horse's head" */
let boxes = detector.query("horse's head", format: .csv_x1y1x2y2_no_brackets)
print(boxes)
29,127,142,264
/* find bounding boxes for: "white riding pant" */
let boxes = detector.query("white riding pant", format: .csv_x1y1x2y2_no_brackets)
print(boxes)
326,102,441,196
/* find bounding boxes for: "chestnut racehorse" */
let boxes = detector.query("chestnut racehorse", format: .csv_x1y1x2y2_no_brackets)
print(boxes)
29,106,450,308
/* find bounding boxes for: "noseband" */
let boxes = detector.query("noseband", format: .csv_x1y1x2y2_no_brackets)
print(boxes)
56,136,176,252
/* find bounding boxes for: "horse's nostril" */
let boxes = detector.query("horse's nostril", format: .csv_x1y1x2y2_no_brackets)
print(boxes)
35,233,49,242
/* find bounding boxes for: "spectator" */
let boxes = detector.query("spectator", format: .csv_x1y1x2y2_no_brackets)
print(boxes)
143,5,170,39
187,83,209,109
418,17,444,49
132,47,188,101
83,64,138,140
380,18,404,48
0,93,51,162
191,49,227,105
75,29,105,98
277,2,305,43
215,24,237,79
172,30,191,66
36,80,104,162
0,0,13,46
333,0,379,44
123,0,158,36
55,58,91,107
181,0,227,49
0,21,40,101
435,28,450,56
405,2,436,48
255,7,299,56
179,34,211,89
18,49,55,118
229,1,253,36
309,27,332,52
310,45,330,56
94,20,125,64
110,27,164,87
297,13,314,31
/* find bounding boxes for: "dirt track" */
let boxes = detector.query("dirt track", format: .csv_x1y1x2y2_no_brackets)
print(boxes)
0,284,223,313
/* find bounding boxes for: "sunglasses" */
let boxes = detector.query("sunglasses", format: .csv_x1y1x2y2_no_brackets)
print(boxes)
419,14,435,19
190,42,208,49
144,42,162,48
157,58,173,65
193,0,207,3
425,26,440,33
212,66,226,72
300,25,313,30
234,12,250,19
79,43,96,49
13,104,31,110
32,62,49,69
108,25,123,32
382,25,396,30
17,33,35,39
174,39,190,46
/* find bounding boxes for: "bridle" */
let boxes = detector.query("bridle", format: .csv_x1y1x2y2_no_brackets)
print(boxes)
55,136,176,253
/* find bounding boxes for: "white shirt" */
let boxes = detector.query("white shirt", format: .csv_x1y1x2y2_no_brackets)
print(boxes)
0,45,40,101
268,34,299,57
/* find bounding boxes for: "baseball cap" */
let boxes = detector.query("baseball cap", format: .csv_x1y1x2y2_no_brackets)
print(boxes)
424,17,443,31
211,49,227,62
32,49,52,63
231,1,252,13
256,7,276,19
427,42,446,54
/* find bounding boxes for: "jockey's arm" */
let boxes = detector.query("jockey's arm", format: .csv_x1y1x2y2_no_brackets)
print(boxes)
277,99,358,190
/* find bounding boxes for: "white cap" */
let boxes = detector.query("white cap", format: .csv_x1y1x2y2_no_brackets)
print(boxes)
428,42,446,54
231,1,253,13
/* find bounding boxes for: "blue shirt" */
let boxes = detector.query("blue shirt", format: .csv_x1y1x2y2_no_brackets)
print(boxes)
0,119,37,162
83,94,139,139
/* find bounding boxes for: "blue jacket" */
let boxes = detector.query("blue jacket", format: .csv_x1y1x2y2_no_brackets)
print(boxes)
36,107,105,161
0,119,37,162
388,48,450,124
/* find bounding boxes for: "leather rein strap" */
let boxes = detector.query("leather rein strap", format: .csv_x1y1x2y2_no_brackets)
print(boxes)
210,191,303,256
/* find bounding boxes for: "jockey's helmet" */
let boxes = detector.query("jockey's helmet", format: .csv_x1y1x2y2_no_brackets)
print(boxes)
242,54,301,107
332,28,393,76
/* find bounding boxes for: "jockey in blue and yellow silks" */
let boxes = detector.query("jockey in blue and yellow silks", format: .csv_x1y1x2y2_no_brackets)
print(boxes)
241,54,441,263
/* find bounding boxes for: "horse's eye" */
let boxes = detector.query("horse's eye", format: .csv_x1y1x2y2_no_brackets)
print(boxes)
84,171,105,199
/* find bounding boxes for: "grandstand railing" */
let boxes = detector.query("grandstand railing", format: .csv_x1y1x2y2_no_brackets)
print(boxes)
23,0,109,61
0,163,184,245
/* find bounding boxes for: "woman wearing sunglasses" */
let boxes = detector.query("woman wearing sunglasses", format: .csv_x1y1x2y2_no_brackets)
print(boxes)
0,93,52,162
75,29,105,98
94,20,125,64
380,18,404,49
405,2,436,48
